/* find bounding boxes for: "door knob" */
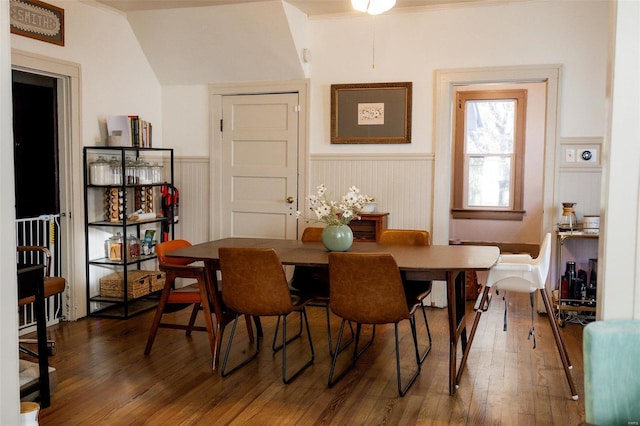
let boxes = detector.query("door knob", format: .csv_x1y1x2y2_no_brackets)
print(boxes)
286,196,295,204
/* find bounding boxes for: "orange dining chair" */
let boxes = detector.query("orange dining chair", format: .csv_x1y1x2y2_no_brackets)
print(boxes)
289,227,353,356
144,239,217,362
218,247,315,383
328,252,426,396
17,246,66,357
378,229,433,362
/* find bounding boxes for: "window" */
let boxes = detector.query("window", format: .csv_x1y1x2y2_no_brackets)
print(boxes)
452,89,527,220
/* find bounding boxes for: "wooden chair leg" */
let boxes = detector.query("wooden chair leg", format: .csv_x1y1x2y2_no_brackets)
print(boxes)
185,303,201,336
195,277,218,371
144,276,174,355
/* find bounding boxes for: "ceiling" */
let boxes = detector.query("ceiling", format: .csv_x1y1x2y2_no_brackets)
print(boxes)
93,0,484,16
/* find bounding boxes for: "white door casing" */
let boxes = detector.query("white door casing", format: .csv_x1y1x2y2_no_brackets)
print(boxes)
209,80,309,241
11,50,84,320
221,93,299,239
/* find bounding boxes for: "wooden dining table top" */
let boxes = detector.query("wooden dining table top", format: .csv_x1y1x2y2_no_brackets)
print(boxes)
167,237,500,275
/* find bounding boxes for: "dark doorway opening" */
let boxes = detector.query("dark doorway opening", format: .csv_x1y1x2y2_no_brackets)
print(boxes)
12,70,59,219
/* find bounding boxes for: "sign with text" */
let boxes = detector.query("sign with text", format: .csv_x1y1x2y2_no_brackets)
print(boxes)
10,0,64,46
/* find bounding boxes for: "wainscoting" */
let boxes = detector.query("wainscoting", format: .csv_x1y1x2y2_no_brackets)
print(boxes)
308,153,435,231
173,156,210,244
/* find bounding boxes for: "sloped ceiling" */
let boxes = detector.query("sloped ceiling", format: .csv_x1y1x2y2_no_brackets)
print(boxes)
126,1,307,85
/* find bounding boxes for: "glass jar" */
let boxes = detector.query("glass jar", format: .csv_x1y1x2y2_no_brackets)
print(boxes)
106,233,124,261
127,234,140,260
109,156,123,186
150,162,163,183
136,157,151,184
125,158,137,184
89,156,111,185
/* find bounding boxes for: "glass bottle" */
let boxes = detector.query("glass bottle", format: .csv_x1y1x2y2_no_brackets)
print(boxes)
565,261,578,305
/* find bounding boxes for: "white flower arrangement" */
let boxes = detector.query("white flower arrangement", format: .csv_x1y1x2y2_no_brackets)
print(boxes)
298,184,374,226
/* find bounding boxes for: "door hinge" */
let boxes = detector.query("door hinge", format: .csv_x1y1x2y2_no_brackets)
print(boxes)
294,105,301,113
220,119,223,132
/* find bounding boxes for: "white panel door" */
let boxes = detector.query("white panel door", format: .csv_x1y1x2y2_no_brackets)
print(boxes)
221,93,299,239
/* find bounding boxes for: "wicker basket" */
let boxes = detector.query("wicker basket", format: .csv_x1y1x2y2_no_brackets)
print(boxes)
148,270,167,293
100,270,151,299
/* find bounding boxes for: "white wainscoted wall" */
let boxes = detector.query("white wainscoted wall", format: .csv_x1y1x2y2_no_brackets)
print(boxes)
173,156,210,244
308,153,434,231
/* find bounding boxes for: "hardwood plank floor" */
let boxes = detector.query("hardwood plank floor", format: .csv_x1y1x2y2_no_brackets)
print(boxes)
31,291,587,425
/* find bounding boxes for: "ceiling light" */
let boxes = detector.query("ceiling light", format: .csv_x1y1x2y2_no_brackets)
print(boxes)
351,0,396,15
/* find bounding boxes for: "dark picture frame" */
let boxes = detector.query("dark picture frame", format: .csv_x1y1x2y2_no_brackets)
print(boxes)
10,0,65,46
331,82,412,144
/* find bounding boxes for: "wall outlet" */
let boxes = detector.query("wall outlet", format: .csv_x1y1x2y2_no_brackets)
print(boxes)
577,148,598,163
565,148,576,163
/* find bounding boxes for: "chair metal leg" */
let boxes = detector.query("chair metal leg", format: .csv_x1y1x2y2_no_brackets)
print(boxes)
396,316,422,397
327,321,376,388
272,310,303,352
282,308,315,384
417,302,432,364
220,313,260,378
539,288,579,400
323,304,354,357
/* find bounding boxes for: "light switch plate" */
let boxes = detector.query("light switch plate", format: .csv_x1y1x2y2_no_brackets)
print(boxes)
565,148,576,163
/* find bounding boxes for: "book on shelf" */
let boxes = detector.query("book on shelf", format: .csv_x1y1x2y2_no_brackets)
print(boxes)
106,115,153,148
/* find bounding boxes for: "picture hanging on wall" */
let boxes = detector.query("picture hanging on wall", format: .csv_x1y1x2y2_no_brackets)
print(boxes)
331,82,412,144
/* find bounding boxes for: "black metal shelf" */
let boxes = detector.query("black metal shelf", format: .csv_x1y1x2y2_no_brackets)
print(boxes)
83,146,174,319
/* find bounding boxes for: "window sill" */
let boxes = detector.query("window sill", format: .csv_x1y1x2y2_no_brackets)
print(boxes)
451,209,525,221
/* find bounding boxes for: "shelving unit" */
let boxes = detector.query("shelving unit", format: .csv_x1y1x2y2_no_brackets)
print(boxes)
83,146,174,318
349,212,389,242
554,231,598,326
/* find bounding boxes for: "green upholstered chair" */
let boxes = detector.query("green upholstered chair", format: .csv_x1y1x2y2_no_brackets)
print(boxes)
583,320,640,425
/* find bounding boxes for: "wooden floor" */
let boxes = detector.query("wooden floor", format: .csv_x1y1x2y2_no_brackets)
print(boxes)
32,291,587,425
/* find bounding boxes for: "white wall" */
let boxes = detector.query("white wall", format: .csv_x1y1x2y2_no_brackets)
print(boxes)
1,1,20,422
11,1,163,147
599,0,640,319
307,1,608,156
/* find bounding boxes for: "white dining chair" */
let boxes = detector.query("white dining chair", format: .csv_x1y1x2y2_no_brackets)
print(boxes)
458,233,579,400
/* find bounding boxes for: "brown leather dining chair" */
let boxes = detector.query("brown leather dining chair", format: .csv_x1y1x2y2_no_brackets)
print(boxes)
288,227,353,356
378,229,433,362
144,239,217,363
218,247,315,384
17,246,66,356
328,252,426,396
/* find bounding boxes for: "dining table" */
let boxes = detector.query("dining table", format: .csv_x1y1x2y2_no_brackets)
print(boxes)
167,237,499,395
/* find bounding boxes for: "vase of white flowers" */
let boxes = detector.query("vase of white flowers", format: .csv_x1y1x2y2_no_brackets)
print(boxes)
302,184,373,252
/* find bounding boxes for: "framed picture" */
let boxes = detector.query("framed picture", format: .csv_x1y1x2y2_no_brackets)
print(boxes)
331,82,412,144
10,0,65,46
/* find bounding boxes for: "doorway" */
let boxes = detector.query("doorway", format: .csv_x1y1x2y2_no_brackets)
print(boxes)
12,71,59,220
12,50,83,320
209,80,309,241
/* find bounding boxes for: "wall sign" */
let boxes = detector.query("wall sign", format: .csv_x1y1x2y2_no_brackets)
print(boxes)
10,0,65,46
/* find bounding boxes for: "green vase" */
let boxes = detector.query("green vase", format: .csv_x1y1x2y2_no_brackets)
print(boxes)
322,224,353,252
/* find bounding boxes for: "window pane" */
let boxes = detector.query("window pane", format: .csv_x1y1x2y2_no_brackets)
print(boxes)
467,156,511,207
465,100,515,154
